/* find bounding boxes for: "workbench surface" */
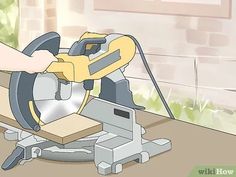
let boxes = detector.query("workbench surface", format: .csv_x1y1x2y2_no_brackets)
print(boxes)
0,110,235,177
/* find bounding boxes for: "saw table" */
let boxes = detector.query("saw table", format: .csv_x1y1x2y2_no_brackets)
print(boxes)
1,72,236,177
1,103,236,177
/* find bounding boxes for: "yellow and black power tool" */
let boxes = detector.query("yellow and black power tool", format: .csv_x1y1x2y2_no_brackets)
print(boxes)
9,32,174,132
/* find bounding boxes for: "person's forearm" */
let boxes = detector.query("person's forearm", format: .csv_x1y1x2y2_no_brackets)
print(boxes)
0,42,57,73
0,42,32,72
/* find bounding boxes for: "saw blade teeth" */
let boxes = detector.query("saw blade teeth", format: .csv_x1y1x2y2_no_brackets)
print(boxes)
33,73,89,124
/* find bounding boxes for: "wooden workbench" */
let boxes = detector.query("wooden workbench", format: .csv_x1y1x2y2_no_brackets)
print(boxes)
0,72,236,177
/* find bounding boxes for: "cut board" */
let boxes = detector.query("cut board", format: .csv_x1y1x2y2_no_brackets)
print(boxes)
0,86,102,144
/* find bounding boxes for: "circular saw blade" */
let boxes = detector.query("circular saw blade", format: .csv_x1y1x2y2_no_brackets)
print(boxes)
9,32,91,131
9,32,63,131
32,73,88,124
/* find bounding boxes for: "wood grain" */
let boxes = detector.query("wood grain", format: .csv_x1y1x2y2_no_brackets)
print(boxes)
40,114,102,144
0,71,10,88
0,86,102,144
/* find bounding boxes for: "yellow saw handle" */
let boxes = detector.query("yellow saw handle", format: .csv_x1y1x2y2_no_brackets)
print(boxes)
46,33,136,82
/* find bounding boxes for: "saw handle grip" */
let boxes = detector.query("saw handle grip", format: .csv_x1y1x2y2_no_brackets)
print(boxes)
68,38,106,56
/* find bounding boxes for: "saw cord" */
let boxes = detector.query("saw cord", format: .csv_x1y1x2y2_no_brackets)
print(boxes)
127,35,175,119
77,90,90,114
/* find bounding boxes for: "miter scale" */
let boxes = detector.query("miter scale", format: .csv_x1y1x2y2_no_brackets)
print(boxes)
0,32,173,175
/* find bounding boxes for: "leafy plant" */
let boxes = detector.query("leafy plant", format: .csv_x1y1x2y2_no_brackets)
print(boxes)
169,102,182,118
0,0,18,48
91,81,236,134
0,0,14,9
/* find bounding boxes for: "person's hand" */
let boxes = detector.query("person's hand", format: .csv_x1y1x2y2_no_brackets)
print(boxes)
26,50,57,73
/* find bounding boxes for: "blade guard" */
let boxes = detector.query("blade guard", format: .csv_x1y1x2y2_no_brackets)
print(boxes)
9,32,61,131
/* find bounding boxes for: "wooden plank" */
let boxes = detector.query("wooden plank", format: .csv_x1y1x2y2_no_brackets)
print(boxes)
0,86,102,144
40,114,102,144
0,127,5,133
0,71,11,88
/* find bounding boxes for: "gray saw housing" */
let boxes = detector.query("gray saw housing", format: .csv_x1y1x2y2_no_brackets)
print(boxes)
9,32,60,131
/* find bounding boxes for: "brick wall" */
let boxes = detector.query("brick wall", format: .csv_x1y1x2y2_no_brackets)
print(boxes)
44,0,57,32
18,0,236,109
19,0,57,49
56,1,236,56
19,0,45,49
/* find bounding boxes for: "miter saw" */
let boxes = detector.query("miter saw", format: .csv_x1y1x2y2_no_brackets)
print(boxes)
0,32,174,175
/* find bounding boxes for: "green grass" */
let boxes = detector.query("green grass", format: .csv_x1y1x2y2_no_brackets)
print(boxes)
91,82,236,135
0,0,19,48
